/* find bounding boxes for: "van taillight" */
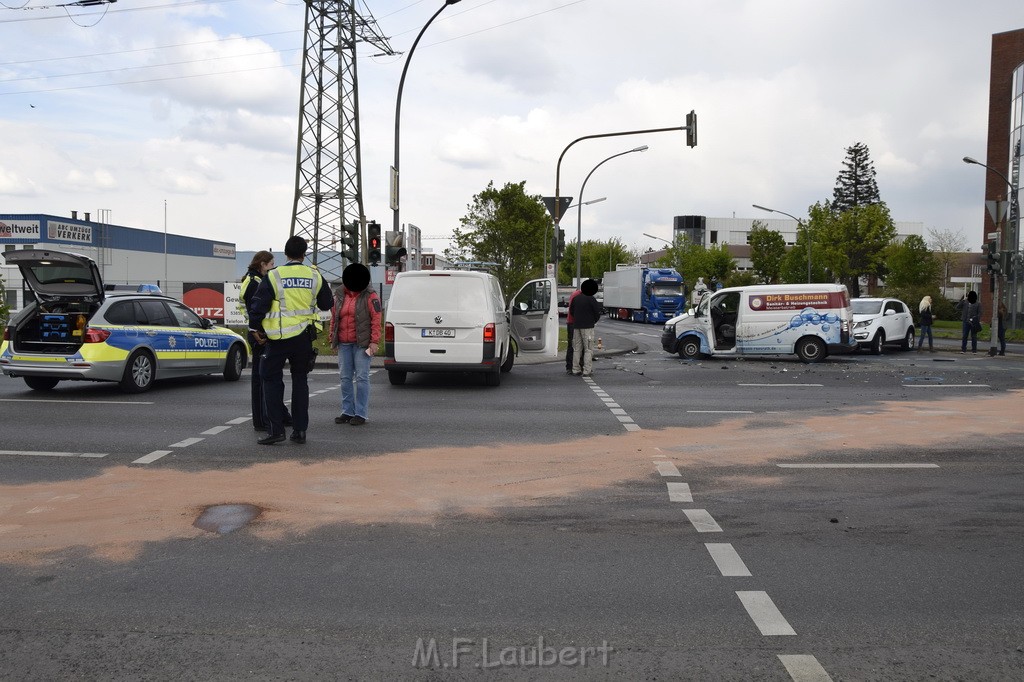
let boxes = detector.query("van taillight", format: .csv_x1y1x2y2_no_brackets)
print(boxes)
83,327,111,343
385,322,394,342
483,323,495,343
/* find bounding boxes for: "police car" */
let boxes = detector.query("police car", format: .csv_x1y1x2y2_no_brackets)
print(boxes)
0,249,248,393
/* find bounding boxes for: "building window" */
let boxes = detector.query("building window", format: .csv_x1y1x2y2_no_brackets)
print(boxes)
709,230,718,244
3,244,14,253
4,288,15,310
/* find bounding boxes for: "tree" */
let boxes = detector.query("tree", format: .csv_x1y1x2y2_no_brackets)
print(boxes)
559,238,636,283
748,220,786,283
811,200,896,297
656,236,735,289
832,142,881,213
884,234,941,290
927,227,967,298
444,180,550,297
0,273,8,325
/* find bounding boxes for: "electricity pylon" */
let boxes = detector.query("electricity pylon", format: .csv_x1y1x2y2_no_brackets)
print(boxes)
290,1,394,279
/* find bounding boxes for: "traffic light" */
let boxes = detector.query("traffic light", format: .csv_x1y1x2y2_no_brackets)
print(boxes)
385,230,407,266
340,221,359,263
367,221,381,266
686,110,697,148
557,228,566,259
986,239,1000,274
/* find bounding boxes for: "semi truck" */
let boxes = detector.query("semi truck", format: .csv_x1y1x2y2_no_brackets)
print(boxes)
602,266,686,324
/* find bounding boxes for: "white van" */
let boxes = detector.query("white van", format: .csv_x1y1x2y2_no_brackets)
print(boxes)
384,271,558,385
660,283,856,363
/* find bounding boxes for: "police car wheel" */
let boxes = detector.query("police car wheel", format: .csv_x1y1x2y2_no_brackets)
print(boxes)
223,344,244,381
24,376,60,391
120,350,155,393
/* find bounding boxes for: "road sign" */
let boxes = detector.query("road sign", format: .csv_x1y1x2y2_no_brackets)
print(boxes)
985,200,1008,224
542,196,573,223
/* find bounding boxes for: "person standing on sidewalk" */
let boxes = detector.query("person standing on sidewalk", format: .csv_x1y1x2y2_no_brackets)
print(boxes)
955,290,981,354
917,295,934,352
564,287,580,375
997,300,1007,356
240,250,291,431
329,263,381,426
569,279,602,377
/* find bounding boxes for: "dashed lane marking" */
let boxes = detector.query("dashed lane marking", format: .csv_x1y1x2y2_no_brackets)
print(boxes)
200,426,233,436
705,543,752,577
682,509,723,533
736,591,797,636
169,437,204,448
226,417,250,425
666,481,692,502
133,450,172,465
0,450,107,458
583,377,641,431
655,461,682,477
778,654,834,682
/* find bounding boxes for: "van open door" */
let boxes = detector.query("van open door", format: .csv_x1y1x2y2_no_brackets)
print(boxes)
509,277,557,357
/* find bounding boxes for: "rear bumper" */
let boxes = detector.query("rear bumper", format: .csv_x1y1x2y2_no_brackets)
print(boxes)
0,358,124,382
384,358,498,374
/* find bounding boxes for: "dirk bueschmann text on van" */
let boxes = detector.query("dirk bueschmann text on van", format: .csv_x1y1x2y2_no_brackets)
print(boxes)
411,636,613,669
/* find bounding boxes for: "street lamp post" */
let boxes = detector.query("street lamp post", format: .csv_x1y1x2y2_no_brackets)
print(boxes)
753,204,809,283
963,155,1017,354
392,0,461,238
575,146,648,283
642,232,672,246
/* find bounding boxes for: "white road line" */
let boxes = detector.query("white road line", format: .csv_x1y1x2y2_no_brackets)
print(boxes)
133,450,172,465
737,591,797,636
0,450,108,458
624,423,641,432
200,425,232,436
0,398,154,405
683,509,723,533
667,481,693,502
905,384,991,388
226,417,250,425
610,408,627,415
584,377,641,431
655,461,681,477
687,410,754,414
170,437,204,448
738,383,823,387
778,463,939,469
778,654,834,681
705,543,752,577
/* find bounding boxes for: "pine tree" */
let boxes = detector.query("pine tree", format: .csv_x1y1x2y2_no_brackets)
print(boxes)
832,142,881,213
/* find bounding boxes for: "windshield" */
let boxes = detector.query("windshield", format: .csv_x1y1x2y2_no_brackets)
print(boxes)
28,264,94,285
651,284,683,297
851,300,882,315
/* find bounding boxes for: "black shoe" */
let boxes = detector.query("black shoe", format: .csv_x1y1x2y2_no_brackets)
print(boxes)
350,416,366,426
335,414,353,424
258,433,286,445
290,430,306,444
998,351,1005,356
565,368,573,375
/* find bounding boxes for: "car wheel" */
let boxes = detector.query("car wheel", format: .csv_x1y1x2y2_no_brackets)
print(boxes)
901,327,914,351
120,349,155,393
678,336,701,360
871,331,884,355
388,370,407,386
485,367,501,386
223,344,245,381
23,376,60,391
500,347,515,373
796,337,826,363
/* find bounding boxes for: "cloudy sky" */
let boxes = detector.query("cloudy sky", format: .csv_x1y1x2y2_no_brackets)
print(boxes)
1,0,1021,256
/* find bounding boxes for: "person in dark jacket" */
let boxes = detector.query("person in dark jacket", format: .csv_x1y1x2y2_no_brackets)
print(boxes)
240,250,290,431
564,287,581,375
997,300,1007,356
916,295,934,352
955,290,981,354
569,279,602,377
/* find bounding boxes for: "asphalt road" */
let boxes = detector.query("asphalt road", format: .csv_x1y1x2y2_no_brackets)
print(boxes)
0,320,1021,681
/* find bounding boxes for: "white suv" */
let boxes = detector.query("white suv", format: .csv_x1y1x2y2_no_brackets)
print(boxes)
384,271,557,386
851,297,915,354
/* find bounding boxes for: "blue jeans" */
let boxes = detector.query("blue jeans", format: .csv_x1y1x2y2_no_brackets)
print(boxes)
917,325,932,349
338,343,372,419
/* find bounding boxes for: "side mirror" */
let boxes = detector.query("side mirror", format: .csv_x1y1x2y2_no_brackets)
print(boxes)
518,301,528,312
883,309,895,316
203,318,213,329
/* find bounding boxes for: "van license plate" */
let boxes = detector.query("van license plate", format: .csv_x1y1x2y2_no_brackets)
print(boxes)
422,328,455,338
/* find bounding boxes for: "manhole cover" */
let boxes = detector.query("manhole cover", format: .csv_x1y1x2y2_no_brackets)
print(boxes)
193,504,262,534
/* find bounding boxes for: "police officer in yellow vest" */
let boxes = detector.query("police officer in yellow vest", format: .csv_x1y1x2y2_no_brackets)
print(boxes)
248,236,332,445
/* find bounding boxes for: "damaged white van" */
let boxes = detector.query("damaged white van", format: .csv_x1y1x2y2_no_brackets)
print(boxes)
661,283,856,363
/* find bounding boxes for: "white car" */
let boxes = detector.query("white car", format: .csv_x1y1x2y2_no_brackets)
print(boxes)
384,271,557,386
851,297,915,354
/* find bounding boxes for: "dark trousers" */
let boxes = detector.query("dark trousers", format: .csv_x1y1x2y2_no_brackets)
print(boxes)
564,323,574,370
261,333,313,435
247,334,289,428
961,321,977,352
998,320,1006,354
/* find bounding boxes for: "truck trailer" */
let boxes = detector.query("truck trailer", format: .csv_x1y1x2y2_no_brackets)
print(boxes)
602,266,686,324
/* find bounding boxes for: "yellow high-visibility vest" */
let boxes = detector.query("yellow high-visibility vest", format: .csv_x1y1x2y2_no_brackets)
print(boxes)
238,273,260,321
263,263,322,340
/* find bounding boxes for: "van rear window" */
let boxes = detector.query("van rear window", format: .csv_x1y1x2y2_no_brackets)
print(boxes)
391,277,488,312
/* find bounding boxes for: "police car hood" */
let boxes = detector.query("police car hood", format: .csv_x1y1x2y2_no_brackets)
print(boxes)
3,249,105,302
